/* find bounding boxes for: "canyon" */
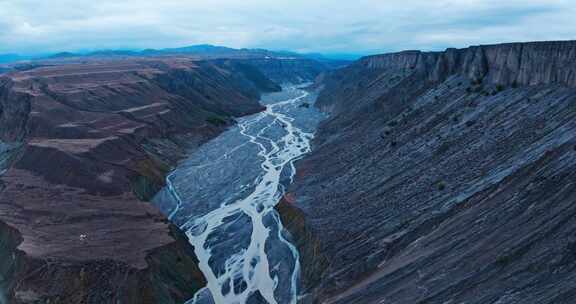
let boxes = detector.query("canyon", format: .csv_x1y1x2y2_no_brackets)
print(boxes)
1,40,576,304
0,52,330,303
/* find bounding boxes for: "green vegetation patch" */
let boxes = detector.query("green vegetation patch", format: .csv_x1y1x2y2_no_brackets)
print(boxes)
206,115,228,126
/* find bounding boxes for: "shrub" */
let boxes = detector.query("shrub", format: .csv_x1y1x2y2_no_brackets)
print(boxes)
512,81,519,88
206,116,227,126
437,181,446,191
496,84,505,92
495,255,513,266
435,141,451,155
380,129,391,139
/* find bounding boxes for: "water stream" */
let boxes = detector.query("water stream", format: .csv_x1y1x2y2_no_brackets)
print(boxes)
153,85,325,304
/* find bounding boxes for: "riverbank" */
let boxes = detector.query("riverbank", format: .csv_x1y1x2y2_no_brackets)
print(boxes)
153,86,325,304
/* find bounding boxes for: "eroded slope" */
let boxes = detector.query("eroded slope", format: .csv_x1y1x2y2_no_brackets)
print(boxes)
0,58,276,303
288,41,576,303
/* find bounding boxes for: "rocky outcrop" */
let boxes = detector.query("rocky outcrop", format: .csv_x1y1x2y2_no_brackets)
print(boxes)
360,41,576,86
275,194,329,297
0,57,279,303
289,41,576,303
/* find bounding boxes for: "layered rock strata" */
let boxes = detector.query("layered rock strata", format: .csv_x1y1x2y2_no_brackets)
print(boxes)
290,41,576,303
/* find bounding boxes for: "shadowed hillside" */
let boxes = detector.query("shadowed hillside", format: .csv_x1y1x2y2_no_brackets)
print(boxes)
286,41,576,304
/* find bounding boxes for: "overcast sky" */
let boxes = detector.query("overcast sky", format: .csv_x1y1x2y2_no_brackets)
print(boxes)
0,0,574,56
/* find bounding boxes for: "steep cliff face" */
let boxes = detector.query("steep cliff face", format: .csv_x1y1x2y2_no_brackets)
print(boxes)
238,58,331,84
0,143,24,304
0,58,277,303
290,41,576,303
318,41,576,115
0,220,24,304
0,79,30,142
362,41,576,85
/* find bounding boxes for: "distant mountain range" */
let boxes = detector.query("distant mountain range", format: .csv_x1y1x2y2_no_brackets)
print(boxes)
0,44,360,65
0,54,32,64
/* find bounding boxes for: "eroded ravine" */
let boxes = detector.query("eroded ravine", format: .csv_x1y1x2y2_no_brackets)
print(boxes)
153,86,325,304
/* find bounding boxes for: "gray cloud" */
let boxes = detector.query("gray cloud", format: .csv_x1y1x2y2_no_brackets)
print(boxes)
0,0,574,55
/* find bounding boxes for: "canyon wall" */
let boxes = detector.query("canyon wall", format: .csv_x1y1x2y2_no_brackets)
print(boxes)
289,41,576,303
239,58,331,84
0,220,23,304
